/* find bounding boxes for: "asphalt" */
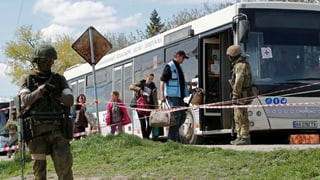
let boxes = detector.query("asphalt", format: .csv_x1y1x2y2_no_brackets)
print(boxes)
196,144,320,151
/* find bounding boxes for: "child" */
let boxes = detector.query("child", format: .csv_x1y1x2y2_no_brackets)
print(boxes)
105,91,131,135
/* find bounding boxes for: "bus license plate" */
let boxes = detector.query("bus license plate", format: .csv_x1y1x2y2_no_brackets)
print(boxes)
293,121,318,128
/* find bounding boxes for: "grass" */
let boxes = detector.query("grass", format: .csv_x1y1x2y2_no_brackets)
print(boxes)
1,133,320,179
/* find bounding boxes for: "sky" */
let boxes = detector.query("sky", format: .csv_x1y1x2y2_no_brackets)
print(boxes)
0,0,226,99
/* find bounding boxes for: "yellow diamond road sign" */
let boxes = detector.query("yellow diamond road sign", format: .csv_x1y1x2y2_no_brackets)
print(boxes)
72,26,112,65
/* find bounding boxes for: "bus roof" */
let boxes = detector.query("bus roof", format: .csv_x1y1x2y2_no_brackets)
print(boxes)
64,1,320,81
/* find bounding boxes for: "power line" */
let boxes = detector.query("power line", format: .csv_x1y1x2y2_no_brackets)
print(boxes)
15,0,24,35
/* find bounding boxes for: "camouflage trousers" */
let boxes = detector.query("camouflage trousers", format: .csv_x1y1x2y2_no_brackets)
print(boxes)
28,129,73,180
233,107,250,139
6,119,17,157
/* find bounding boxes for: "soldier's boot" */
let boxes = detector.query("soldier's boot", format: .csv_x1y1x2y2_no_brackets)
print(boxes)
230,137,241,145
234,138,251,145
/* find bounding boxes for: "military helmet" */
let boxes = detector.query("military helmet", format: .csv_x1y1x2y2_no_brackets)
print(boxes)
226,45,242,57
32,44,57,62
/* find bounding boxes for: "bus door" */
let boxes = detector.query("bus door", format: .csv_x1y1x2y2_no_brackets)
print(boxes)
202,32,233,132
202,37,222,130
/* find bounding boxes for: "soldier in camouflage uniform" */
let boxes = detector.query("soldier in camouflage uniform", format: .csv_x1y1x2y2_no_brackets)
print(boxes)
227,45,253,145
19,44,74,179
5,108,17,158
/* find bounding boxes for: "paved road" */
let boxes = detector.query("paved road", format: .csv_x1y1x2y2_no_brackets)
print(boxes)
195,144,320,151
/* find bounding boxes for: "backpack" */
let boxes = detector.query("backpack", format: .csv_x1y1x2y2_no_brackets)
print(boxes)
111,100,123,123
136,96,150,116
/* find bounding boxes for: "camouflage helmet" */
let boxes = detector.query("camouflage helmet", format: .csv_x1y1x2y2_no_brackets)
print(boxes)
226,45,242,57
32,44,57,62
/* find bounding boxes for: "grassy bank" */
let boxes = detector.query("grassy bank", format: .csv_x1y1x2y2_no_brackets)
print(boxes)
1,133,320,179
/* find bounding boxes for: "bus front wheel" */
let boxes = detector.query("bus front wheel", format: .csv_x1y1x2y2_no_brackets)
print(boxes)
179,110,203,144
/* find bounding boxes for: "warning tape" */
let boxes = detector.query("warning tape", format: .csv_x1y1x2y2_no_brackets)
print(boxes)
127,101,320,115
2,101,320,153
1,81,320,113
0,145,19,153
0,106,13,113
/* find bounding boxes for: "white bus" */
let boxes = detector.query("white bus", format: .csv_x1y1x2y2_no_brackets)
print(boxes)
64,2,320,144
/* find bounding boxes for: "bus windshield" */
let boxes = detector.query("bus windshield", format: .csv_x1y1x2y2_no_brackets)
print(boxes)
243,8,320,85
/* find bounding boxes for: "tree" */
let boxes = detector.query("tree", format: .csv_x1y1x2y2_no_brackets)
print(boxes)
104,32,133,53
4,25,42,85
146,9,164,38
52,35,84,74
4,25,83,85
164,2,233,30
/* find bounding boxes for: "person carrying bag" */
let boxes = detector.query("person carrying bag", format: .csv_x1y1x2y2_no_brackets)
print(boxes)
129,73,162,139
149,102,176,127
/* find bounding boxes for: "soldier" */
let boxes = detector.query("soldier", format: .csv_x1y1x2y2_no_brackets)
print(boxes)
227,45,253,145
19,44,74,179
5,107,17,158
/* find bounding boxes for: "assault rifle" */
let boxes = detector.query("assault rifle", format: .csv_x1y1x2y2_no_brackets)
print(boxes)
14,95,25,180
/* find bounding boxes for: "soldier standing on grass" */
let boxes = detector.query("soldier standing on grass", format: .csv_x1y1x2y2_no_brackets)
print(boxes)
227,45,253,145
5,108,17,158
19,44,74,179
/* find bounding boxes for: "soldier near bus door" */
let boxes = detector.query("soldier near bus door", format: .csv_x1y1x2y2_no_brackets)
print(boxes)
227,45,253,145
19,44,74,179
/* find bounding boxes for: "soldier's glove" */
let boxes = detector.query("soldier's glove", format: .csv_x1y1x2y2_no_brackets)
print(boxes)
232,97,240,105
45,83,61,98
232,97,245,105
38,84,47,95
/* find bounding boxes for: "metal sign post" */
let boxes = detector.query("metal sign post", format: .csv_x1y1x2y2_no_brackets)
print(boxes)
88,28,100,134
72,26,112,134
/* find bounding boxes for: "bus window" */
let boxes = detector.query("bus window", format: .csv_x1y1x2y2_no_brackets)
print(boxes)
124,62,133,104
165,38,198,82
78,79,85,95
113,66,122,94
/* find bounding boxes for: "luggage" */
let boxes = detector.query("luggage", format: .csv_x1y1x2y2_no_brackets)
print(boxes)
149,102,176,127
136,96,150,116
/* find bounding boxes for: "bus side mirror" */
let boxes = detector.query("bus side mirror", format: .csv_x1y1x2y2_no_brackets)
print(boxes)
232,14,250,43
238,19,249,43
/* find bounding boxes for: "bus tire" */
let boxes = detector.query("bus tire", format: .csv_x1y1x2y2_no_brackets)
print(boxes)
179,110,203,144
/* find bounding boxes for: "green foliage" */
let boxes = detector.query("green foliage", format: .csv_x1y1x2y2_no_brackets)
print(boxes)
4,25,42,85
146,9,165,38
53,35,84,74
4,25,84,86
1,134,320,179
0,149,33,178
